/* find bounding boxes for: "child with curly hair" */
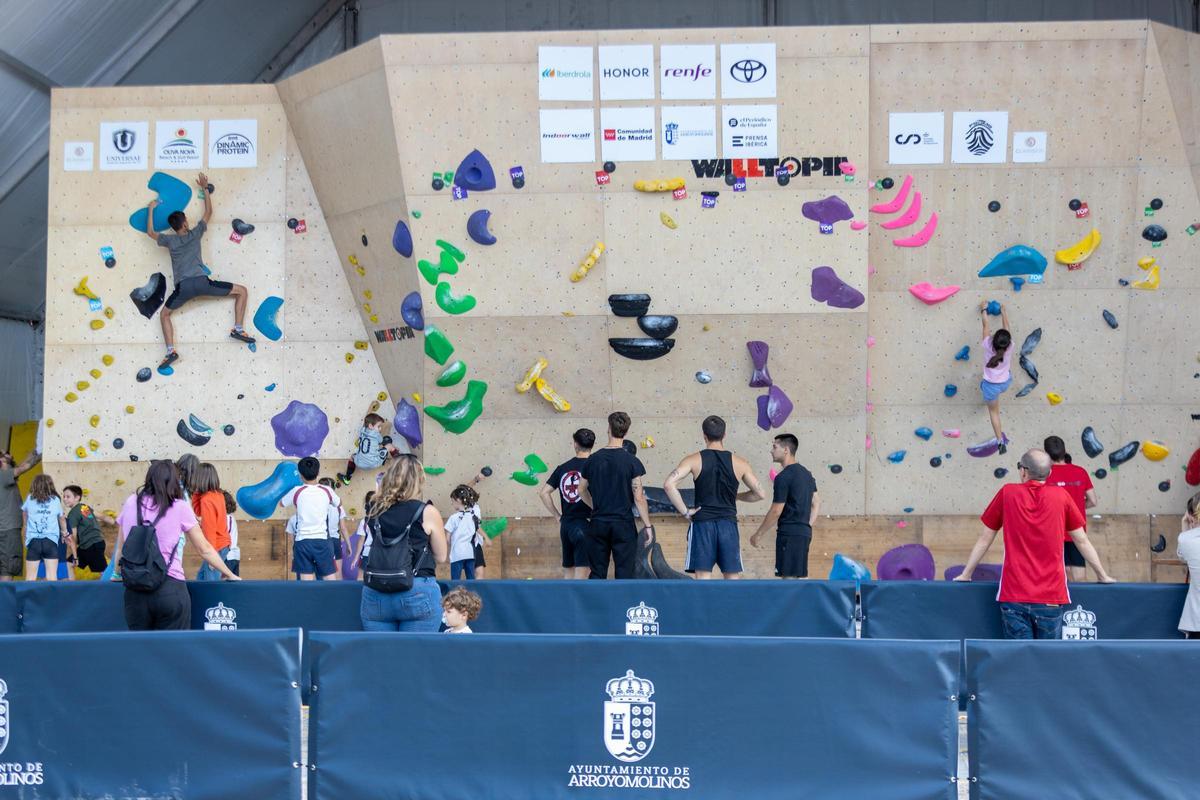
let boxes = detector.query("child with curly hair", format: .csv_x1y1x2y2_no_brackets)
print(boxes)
442,586,482,633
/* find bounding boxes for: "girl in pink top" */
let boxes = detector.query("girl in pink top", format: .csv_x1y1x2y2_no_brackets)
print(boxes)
979,301,1013,454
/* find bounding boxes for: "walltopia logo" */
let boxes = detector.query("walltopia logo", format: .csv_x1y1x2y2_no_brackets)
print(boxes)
692,156,849,179
0,679,47,787
541,67,591,78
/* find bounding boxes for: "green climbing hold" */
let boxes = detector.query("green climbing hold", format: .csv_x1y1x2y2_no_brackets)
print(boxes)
412,210,421,218
435,282,476,314
423,325,455,365
435,239,466,262
424,379,488,434
481,517,508,538
424,466,446,475
436,359,467,387
510,453,549,485
418,249,461,286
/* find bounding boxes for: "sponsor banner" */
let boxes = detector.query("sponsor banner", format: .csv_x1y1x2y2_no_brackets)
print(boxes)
600,106,656,162
154,120,204,169
99,121,148,171
539,45,594,101
888,111,945,165
540,107,596,163
721,104,777,158
599,44,654,100
209,119,257,168
62,141,93,172
691,155,848,179
1012,130,1047,163
661,105,717,160
951,110,1008,164
720,42,775,99
660,44,716,100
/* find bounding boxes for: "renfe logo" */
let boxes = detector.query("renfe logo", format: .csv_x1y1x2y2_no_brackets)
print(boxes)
663,64,711,81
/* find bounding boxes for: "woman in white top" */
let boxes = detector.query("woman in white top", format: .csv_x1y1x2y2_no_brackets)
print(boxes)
445,484,480,580
1176,492,1200,639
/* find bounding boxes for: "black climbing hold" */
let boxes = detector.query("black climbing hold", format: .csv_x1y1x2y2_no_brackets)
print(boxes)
112,438,124,449
130,272,167,319
287,218,299,229
1151,534,1167,553
603,161,616,174
1102,310,1118,329
237,394,245,400
1094,468,1107,479
1158,480,1172,492
1109,440,1139,469
881,177,894,190
724,173,737,186
231,219,255,236
129,455,139,462
136,367,152,383
1118,279,1130,286
361,233,368,247
481,466,493,477
206,183,215,194
176,419,211,447
1082,426,1104,458
1069,199,1082,211
222,424,235,436
988,200,1001,212
105,257,116,268
608,294,652,317
636,315,678,339
829,464,843,474
994,468,1008,479
432,177,444,191
700,191,719,197
930,456,942,467
512,176,525,190
776,171,790,187
1142,224,1167,243
1150,198,1163,210
608,337,676,361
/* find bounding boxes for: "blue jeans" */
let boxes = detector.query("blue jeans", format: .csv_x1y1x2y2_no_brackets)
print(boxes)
450,559,476,580
196,547,229,581
360,577,441,632
1000,602,1063,639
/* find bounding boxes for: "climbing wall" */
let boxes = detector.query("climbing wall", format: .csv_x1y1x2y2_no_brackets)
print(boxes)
43,85,388,517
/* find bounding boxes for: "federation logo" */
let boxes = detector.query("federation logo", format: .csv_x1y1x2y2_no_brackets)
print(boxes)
204,602,238,631
112,128,136,153
964,119,994,156
0,678,8,756
729,58,766,84
1061,605,1098,640
625,602,659,636
560,470,583,504
604,670,655,762
664,122,678,145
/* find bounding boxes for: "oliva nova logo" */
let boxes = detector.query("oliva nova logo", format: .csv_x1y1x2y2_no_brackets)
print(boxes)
542,67,591,78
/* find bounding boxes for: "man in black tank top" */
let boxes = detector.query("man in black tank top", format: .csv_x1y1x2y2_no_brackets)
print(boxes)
664,416,765,579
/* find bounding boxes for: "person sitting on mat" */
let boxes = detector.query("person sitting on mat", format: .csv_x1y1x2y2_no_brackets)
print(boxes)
144,171,255,369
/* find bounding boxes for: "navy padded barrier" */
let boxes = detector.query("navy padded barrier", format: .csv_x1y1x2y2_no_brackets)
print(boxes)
16,581,127,633
0,584,16,633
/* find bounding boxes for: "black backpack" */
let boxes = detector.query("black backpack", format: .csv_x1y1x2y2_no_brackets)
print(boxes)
119,494,180,593
363,501,429,593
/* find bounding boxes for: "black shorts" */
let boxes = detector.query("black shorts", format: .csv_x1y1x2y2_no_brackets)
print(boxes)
165,276,233,310
330,537,344,559
1064,540,1086,568
473,540,486,568
76,541,108,572
560,519,590,568
775,531,811,578
26,538,60,562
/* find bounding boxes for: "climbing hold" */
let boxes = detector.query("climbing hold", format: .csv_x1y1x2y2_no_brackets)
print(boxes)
287,218,299,229
810,266,865,309
237,461,303,520
1081,427,1104,458
880,191,922,230
908,282,960,305
1132,262,1160,290
1068,199,1082,211
344,353,356,364
423,466,446,476
481,517,508,539
135,367,152,383
90,319,104,330
887,450,907,464
637,315,678,339
830,464,843,474
64,392,78,404
893,213,938,247
188,414,212,434
432,177,444,191
1159,480,1172,492
392,399,422,448
411,392,422,404
850,221,868,231
103,307,114,319
535,378,571,412
176,419,211,447
417,250,460,286
1055,228,1102,267
930,456,942,467
914,427,933,440
127,172,192,233
1150,198,1163,210
944,384,957,397
434,282,477,315
1010,277,1025,292
124,405,135,415
437,360,467,387
453,149,497,192
954,346,970,361
387,220,414,260
425,380,489,435
1094,468,1107,480
76,381,90,391
746,341,772,387
74,447,87,459
89,369,102,379
776,170,790,187
351,341,368,352
609,338,675,360
994,468,1008,479
986,300,1002,316
608,294,652,318
724,173,737,186
979,245,1048,277
516,357,548,393
987,200,1001,212
1102,310,1118,329
943,429,961,438
1141,441,1170,461
74,276,99,300
510,453,549,486
640,436,655,449
251,296,284,341
466,209,497,246
361,232,369,247
271,400,330,458
129,273,167,319
659,212,677,230
839,161,857,178
870,174,913,214
424,325,455,365
221,424,234,436
968,437,1006,458
755,385,794,431
695,371,712,384
599,161,616,174
801,196,854,233
633,178,686,193
571,242,606,283
1142,224,1167,245
880,177,894,190
1047,392,1063,405
231,219,255,236
412,211,421,219
399,291,424,332
1108,441,1140,469
88,414,100,428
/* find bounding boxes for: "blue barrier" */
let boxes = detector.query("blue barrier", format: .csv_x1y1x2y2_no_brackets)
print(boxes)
0,584,16,633
965,640,1200,799
16,582,127,633
308,632,960,800
861,581,1188,640
0,629,302,798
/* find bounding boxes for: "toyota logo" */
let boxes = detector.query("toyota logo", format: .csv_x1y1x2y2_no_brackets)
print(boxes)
729,59,766,83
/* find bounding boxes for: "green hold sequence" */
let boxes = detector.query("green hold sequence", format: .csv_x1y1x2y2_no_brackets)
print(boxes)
435,282,476,314
424,325,455,365
510,453,549,486
424,379,488,434
436,359,467,387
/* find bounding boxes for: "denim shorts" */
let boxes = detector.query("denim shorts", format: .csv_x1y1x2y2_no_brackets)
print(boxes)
980,377,1012,403
684,517,743,574
360,577,441,632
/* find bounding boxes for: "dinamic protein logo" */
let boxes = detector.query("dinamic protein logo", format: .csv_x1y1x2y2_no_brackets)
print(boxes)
729,58,766,84
964,119,994,156
213,133,254,157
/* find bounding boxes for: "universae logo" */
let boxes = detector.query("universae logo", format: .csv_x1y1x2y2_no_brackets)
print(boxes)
112,128,136,153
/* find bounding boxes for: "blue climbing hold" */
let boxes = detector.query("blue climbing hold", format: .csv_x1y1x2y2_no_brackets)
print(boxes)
401,291,424,331
128,172,193,233
392,219,413,258
978,244,1048,278
986,300,1001,316
265,383,276,392
887,450,907,464
453,149,497,192
467,209,497,246
236,461,302,520
914,427,933,440
944,384,958,397
903,507,914,513
1010,277,1025,292
829,553,871,582
954,346,970,361
157,364,174,377
252,295,284,341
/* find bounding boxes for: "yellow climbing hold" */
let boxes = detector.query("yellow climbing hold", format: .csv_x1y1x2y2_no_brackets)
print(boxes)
562,311,575,317
344,353,355,363
660,212,678,230
634,177,686,192
45,419,53,427
356,266,366,277
89,415,100,428
411,392,422,404
76,381,90,391
535,377,571,412
363,303,372,313
641,436,656,449
377,391,388,401
1141,440,1170,461
1054,228,1101,265
516,357,548,393
75,446,87,459
348,254,359,266
703,324,711,332
363,290,373,300
369,401,380,413
65,393,77,403
101,354,114,366
354,341,368,350
1133,263,1160,290
369,314,379,323
348,508,358,517
103,307,114,319
88,439,99,451
1138,256,1156,270
570,242,605,283
73,276,99,301
115,479,125,486
125,405,135,414
90,319,105,330
89,369,102,379
1046,392,1063,405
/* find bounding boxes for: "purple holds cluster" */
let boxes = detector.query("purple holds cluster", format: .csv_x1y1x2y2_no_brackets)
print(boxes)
802,196,854,233
756,385,794,431
811,266,865,309
271,400,330,458
746,341,772,388
393,398,423,449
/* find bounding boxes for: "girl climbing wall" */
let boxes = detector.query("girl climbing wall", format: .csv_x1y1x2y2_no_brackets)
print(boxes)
979,301,1013,455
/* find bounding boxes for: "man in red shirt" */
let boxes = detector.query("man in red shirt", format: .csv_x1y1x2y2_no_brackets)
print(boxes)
956,448,1115,638
1044,435,1099,581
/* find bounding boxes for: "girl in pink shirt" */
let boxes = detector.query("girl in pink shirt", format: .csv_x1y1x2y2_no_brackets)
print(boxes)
979,301,1013,454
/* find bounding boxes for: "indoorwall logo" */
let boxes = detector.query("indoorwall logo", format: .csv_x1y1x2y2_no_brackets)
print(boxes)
691,156,849,179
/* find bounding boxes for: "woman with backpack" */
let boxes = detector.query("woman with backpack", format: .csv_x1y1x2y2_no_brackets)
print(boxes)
360,454,447,631
112,460,239,630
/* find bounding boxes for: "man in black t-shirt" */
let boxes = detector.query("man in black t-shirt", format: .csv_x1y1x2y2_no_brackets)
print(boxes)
578,412,653,579
539,428,595,579
750,434,820,578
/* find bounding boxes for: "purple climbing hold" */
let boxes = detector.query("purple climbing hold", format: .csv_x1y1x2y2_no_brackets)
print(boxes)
968,435,1008,458
746,341,772,388
393,398,423,449
453,149,497,192
810,266,865,309
801,196,854,232
270,400,330,458
756,384,793,431
401,291,424,331
392,220,413,258
756,394,770,431
877,544,935,581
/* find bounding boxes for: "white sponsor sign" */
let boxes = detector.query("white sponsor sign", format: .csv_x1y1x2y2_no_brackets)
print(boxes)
660,44,716,100
722,104,777,158
155,120,204,169
99,121,148,171
600,106,656,162
62,141,93,172
720,42,776,99
951,111,1008,164
599,45,654,100
539,45,594,101
540,108,596,163
888,112,945,165
1012,130,1047,163
209,119,257,168
661,105,717,160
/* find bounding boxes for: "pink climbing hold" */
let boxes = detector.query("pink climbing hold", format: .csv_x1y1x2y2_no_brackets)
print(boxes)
839,161,857,176
866,435,873,450
865,402,874,412
908,281,960,305
866,368,871,387
868,265,877,275
896,521,908,529
870,174,913,214
866,336,876,347
850,220,868,231
943,429,961,438
769,468,778,481
880,191,923,230
893,212,939,248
